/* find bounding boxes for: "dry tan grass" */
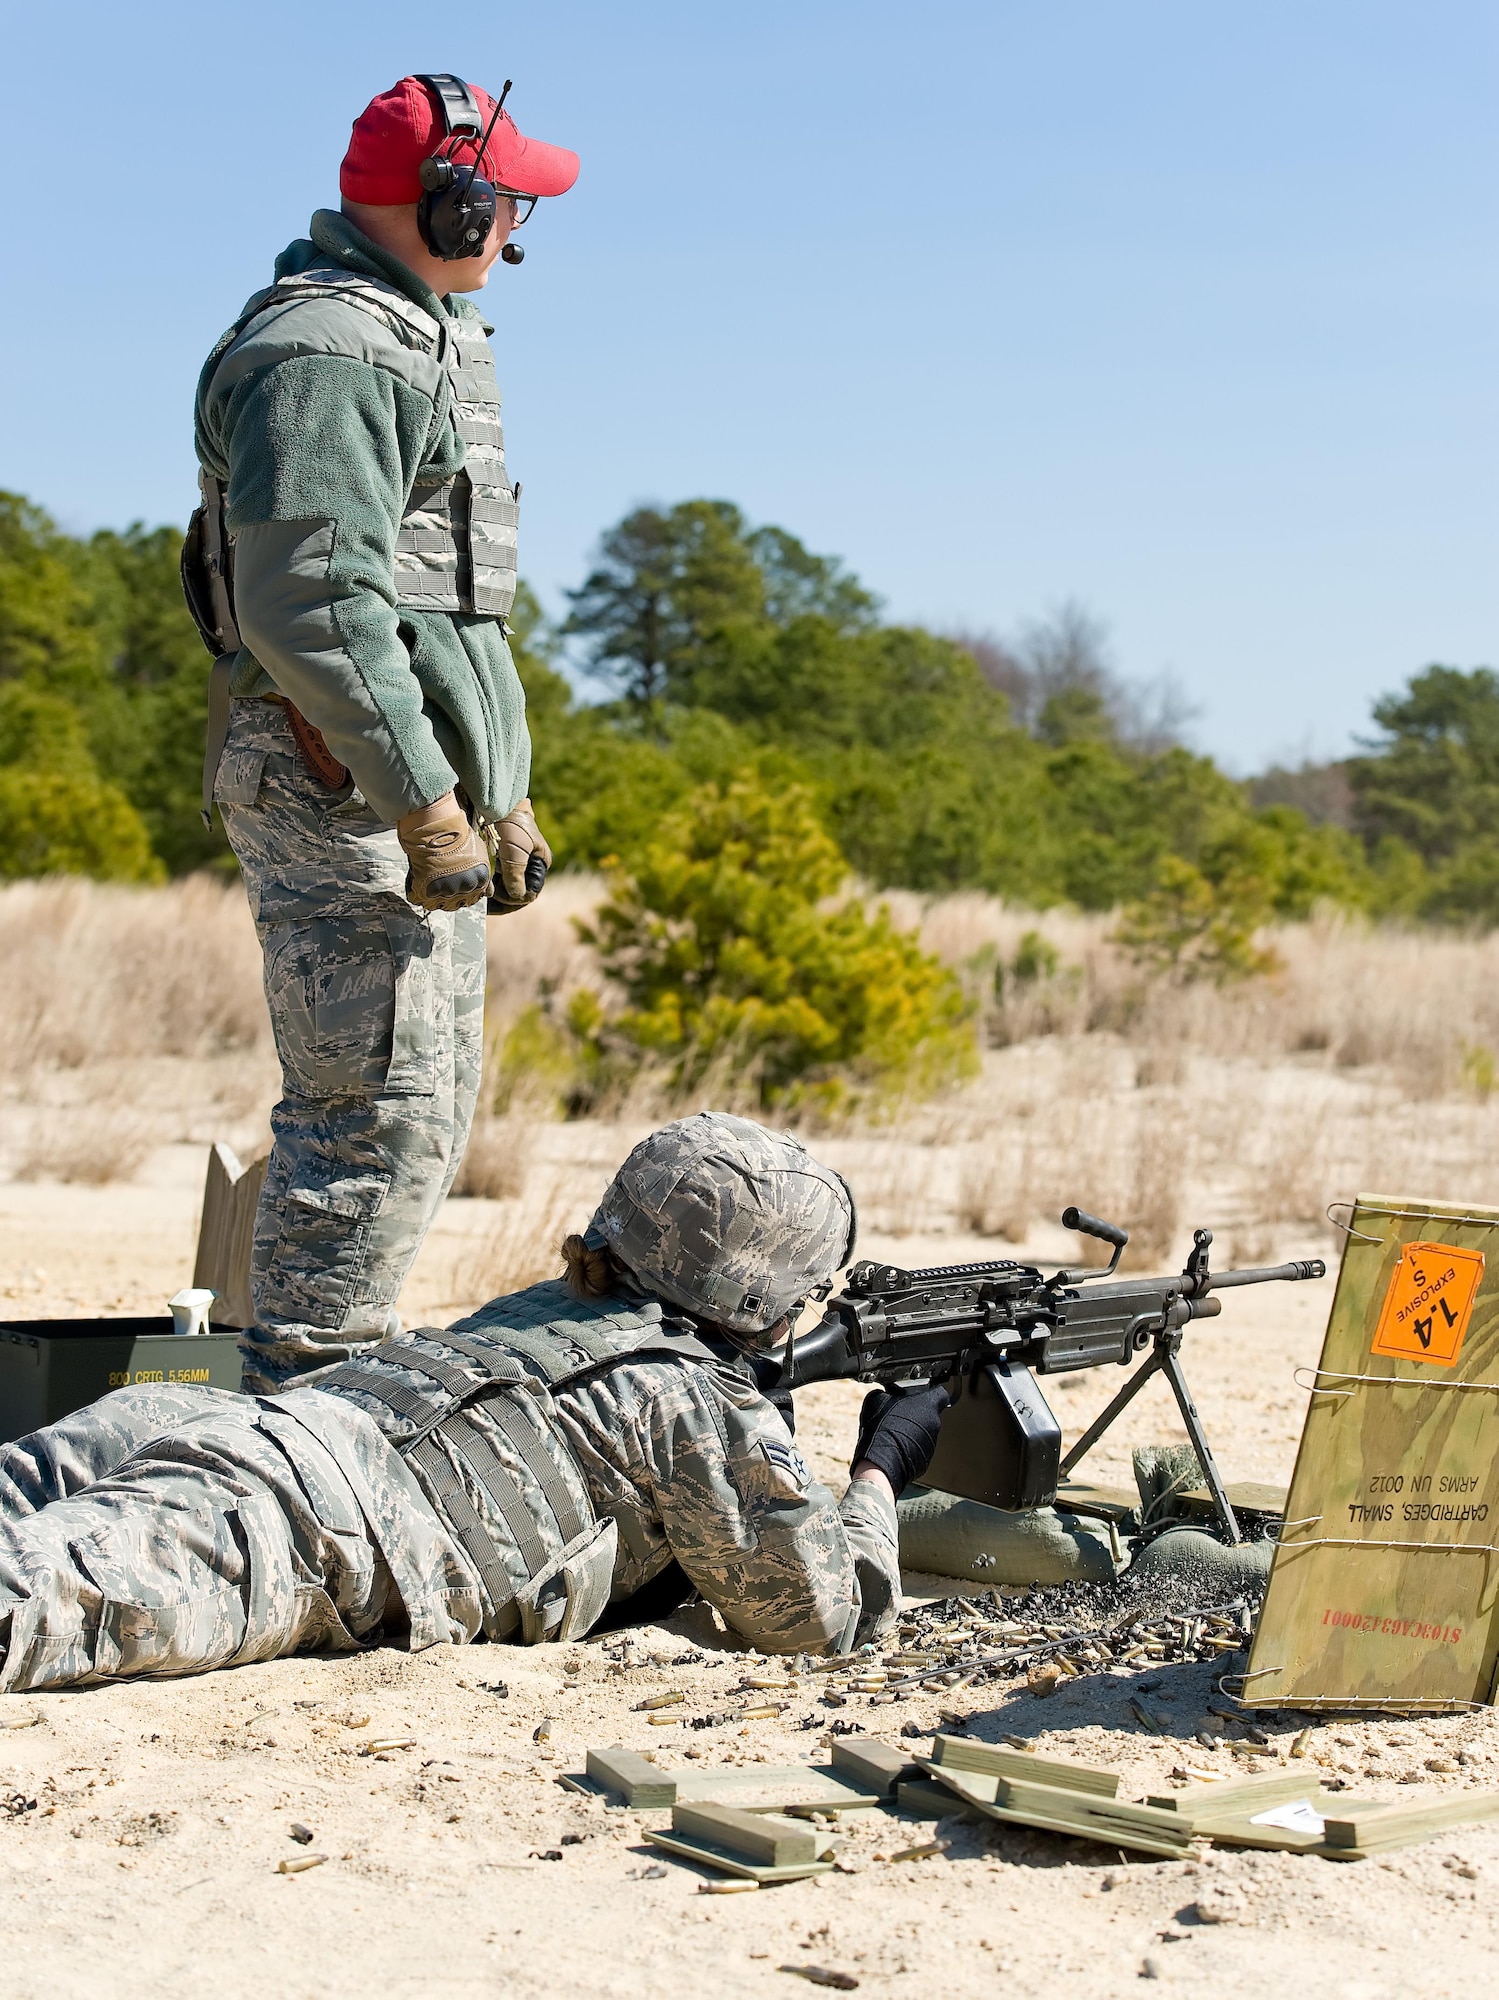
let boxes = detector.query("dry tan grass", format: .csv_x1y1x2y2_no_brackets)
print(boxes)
483,871,605,1022
894,893,1499,1100
5,879,1499,1258
438,1173,586,1309
449,1115,531,1201
0,876,270,1074
13,1110,154,1186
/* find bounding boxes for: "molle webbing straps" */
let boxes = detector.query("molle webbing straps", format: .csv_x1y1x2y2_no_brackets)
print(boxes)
439,1412,550,1571
316,1336,528,1431
237,266,445,351
252,266,515,619
421,1326,525,1372
357,1340,502,1400
441,1317,721,1387
316,1294,725,1638
476,1392,587,1544
406,1433,522,1637
320,1372,436,1431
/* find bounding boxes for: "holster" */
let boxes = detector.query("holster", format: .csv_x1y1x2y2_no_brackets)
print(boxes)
276,699,350,791
184,471,243,830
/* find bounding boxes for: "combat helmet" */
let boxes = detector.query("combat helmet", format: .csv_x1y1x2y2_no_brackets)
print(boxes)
590,1112,856,1339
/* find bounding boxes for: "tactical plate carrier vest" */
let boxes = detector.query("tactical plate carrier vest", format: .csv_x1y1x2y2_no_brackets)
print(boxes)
187,262,518,641
318,1282,718,1645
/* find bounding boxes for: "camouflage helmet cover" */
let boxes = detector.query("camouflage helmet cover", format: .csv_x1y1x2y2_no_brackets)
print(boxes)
591,1112,856,1338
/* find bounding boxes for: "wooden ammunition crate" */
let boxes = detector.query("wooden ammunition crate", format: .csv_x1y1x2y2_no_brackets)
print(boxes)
1246,1194,1499,1710
0,1318,244,1444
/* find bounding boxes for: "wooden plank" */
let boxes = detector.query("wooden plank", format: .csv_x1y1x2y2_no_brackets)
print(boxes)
924,1763,999,1804
644,1831,833,1883
675,1766,878,1811
1146,1773,1330,1818
974,1804,1192,1860
192,1143,268,1330
1054,1479,1140,1522
1321,1792,1499,1852
919,1763,1196,1857
1177,1481,1289,1521
897,1778,981,1820
1200,1816,1330,1853
574,1757,880,1812
1153,1777,1353,1852
990,1778,1195,1841
1245,1194,1499,1711
930,1732,1120,1798
830,1735,917,1796
671,1802,818,1867
584,1746,676,1808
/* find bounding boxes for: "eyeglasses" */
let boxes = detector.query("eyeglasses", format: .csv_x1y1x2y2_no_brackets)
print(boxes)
496,190,538,228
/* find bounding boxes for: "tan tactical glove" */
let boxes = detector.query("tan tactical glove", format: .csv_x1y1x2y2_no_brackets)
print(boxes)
485,797,553,914
397,795,493,912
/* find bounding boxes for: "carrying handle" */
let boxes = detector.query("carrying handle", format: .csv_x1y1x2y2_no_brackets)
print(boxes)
1062,1206,1129,1249
1060,1206,1129,1279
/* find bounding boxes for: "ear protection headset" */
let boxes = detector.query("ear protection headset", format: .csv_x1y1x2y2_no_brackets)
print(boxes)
414,72,525,264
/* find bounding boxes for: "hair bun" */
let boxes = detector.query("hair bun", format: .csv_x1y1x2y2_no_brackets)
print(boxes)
561,1232,616,1300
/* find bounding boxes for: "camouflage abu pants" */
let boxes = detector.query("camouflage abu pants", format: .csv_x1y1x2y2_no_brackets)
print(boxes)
0,1385,477,1692
216,700,487,1392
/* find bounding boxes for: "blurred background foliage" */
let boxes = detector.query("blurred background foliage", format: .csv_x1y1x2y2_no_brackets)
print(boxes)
0,485,1492,942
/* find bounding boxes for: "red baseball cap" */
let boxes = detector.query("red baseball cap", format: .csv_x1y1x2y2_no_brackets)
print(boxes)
340,75,580,206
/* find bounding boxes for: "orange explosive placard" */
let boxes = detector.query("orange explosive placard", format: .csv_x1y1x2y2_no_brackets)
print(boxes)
1369,1241,1486,1367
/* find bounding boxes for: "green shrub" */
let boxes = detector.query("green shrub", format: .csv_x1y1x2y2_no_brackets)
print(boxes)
0,684,163,882
0,767,164,882
1116,803,1376,983
576,775,978,1114
488,995,622,1118
1006,930,1061,987
1462,1043,1497,1101
1115,853,1278,983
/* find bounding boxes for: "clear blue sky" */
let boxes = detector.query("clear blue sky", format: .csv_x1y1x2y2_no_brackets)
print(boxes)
2,2,1493,771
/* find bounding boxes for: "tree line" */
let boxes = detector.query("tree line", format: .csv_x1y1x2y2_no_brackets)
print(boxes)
1,487,1495,934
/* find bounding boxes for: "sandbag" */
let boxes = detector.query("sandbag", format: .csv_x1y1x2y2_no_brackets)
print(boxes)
1132,1442,1204,1528
897,1485,1126,1586
1125,1524,1275,1597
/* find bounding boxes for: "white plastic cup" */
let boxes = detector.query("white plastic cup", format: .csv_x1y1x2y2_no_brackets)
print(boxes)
167,1287,217,1337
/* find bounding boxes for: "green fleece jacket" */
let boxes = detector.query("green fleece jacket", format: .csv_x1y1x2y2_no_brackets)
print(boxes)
194,210,530,824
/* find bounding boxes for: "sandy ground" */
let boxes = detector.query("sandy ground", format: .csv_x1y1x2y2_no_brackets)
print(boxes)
1,1148,1497,1999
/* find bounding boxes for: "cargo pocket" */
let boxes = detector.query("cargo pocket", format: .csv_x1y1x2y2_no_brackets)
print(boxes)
515,1517,619,1644
261,914,437,1100
261,922,319,1096
268,1159,392,1321
213,740,267,807
227,1490,299,1665
382,906,438,1096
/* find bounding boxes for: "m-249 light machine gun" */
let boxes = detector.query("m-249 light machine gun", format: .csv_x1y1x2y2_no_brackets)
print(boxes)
773,1209,1324,1544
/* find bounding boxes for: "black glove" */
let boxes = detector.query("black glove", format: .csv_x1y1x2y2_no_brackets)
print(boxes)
851,1382,951,1498
769,1390,796,1437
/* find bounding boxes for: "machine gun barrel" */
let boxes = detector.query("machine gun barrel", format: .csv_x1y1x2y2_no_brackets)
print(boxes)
1207,1258,1325,1290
